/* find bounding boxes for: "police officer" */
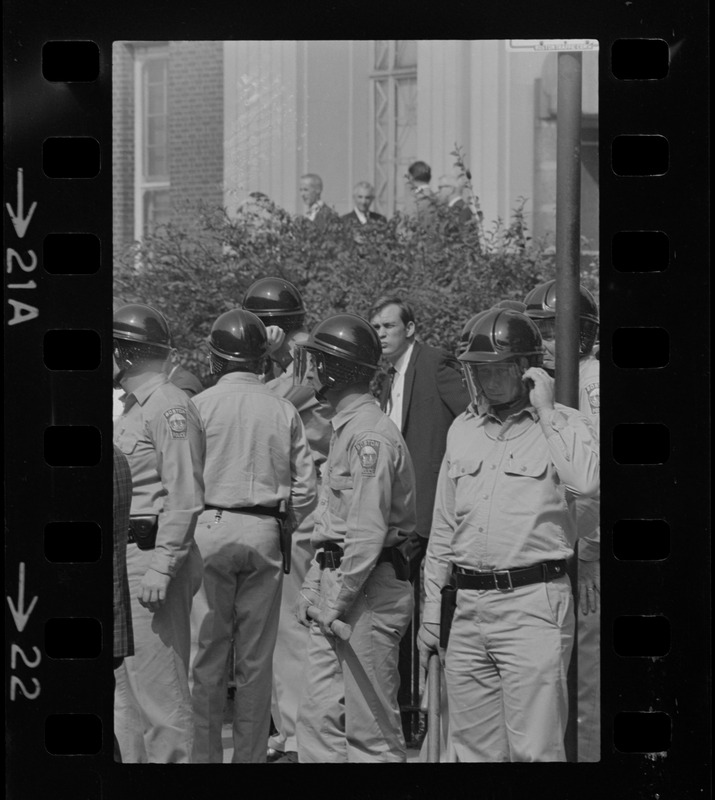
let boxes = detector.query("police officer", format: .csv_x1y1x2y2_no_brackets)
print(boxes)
524,279,601,761
113,304,205,763
243,277,334,764
293,314,415,763
190,309,317,763
417,308,599,762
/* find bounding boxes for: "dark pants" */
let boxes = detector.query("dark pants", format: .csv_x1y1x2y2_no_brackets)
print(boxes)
397,535,429,743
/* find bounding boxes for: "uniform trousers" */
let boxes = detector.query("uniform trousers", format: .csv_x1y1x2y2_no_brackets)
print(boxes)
577,589,601,761
191,509,283,763
445,575,574,762
296,563,413,763
114,541,203,763
268,524,315,754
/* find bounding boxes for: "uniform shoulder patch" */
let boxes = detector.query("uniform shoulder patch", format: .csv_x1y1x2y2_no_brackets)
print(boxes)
585,382,600,413
354,438,381,476
163,407,188,438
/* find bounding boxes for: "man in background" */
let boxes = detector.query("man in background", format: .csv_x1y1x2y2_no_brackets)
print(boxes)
342,181,386,226
299,174,338,231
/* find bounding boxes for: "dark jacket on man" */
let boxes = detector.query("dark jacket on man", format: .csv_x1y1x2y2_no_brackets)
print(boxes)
380,341,470,541
341,210,387,226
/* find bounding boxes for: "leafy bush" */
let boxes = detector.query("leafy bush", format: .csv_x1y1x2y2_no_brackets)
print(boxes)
115,192,597,386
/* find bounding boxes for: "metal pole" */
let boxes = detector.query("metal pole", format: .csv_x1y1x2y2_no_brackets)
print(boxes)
555,50,583,763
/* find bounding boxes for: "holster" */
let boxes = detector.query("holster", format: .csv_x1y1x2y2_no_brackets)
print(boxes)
390,547,410,582
129,516,158,551
439,583,458,649
278,500,296,575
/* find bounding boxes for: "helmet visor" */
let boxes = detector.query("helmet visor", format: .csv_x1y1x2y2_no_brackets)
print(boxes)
293,346,324,389
532,316,556,341
464,361,526,408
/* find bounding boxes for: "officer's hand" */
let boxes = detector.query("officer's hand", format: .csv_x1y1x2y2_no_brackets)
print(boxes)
317,606,341,639
265,325,286,354
296,588,319,628
417,623,441,672
138,568,171,613
522,367,555,412
577,558,600,615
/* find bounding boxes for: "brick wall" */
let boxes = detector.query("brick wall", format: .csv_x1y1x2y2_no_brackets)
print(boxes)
112,42,136,261
168,41,224,229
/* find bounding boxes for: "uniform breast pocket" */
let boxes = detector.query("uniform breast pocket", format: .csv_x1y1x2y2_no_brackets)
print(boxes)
447,459,483,481
116,432,139,456
447,459,483,513
503,457,549,480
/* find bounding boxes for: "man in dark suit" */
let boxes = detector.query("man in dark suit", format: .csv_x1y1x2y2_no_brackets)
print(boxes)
369,295,470,743
341,181,387,226
436,174,474,227
299,173,339,231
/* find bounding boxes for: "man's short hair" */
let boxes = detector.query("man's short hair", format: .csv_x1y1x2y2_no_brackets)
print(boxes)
368,296,416,329
301,173,323,191
353,181,375,195
408,161,431,184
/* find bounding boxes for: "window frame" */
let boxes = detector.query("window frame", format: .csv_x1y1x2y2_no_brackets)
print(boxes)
133,44,170,242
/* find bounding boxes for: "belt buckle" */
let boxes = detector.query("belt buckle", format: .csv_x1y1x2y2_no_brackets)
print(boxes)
493,569,514,592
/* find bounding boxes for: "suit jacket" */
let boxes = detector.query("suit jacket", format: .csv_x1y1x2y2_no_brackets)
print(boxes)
309,203,339,231
341,210,387,225
381,341,470,539
448,197,474,226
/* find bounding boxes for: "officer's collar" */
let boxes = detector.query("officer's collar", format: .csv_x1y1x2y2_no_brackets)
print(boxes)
330,393,377,431
126,372,169,406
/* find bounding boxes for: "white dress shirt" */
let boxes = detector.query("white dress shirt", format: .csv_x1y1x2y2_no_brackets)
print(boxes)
387,342,415,430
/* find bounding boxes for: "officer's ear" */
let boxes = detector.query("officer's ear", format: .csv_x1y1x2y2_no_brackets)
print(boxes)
405,320,416,340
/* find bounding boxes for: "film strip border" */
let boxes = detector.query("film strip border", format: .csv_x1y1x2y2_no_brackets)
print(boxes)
3,21,709,800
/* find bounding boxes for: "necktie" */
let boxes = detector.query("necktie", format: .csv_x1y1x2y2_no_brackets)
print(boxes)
381,366,396,413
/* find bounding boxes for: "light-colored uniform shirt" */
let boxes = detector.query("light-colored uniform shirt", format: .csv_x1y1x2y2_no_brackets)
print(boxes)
311,393,416,615
265,366,334,475
193,372,316,525
423,401,599,626
576,355,600,560
113,373,206,578
386,342,415,429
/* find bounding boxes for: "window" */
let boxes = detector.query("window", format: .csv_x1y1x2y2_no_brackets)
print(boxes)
134,45,170,241
371,41,418,215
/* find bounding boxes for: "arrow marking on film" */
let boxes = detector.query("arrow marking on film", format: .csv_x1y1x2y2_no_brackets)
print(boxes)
7,563,38,633
6,168,38,239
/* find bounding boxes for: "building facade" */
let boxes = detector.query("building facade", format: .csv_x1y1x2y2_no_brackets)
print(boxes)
113,40,598,258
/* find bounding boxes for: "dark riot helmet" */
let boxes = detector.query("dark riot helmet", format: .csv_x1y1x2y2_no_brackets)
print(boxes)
294,313,381,395
459,308,544,365
208,308,268,375
457,301,528,357
523,279,599,356
113,303,173,371
459,308,544,410
242,277,306,333
458,310,490,357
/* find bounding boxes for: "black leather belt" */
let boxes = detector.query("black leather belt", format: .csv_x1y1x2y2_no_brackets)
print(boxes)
205,504,281,519
316,543,398,571
454,560,568,592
